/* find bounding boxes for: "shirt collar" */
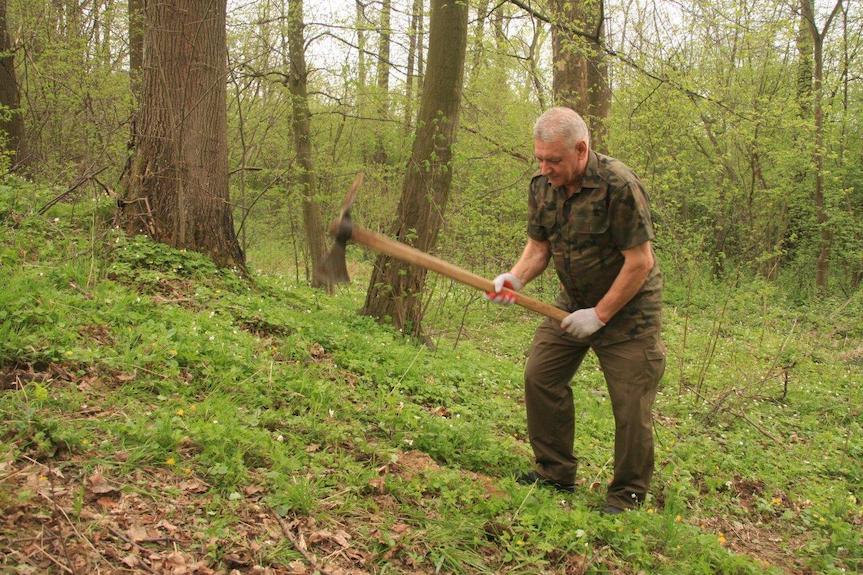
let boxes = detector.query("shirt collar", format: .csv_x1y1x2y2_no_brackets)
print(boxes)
581,151,602,189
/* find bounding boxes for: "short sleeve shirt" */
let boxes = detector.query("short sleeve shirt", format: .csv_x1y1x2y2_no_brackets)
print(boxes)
527,151,662,345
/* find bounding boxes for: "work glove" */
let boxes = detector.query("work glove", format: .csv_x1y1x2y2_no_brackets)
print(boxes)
485,272,523,304
561,307,605,338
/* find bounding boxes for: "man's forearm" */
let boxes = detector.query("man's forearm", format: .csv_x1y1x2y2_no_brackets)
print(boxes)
594,242,654,323
510,239,551,286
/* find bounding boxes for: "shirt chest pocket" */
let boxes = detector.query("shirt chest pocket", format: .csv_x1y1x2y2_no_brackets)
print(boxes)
564,187,610,243
537,204,560,241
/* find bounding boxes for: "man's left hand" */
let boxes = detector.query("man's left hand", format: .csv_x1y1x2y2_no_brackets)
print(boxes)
561,308,606,338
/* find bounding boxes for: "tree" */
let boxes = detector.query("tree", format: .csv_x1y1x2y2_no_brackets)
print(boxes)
403,0,422,134
801,0,844,291
0,0,25,165
119,0,245,269
362,0,469,337
372,0,391,163
128,0,143,95
550,0,610,151
285,0,327,287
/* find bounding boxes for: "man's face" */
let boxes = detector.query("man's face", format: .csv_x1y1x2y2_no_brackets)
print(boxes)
534,138,588,189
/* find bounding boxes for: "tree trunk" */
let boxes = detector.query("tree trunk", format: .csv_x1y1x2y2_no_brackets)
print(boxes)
128,0,144,95
550,0,610,152
286,0,327,287
469,0,490,77
795,0,813,117
416,2,425,98
373,0,391,163
403,0,421,135
802,0,843,291
0,0,25,165
362,0,469,338
812,36,830,291
119,0,245,270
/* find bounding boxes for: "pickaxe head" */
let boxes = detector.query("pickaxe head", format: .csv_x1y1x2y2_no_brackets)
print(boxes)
313,173,364,286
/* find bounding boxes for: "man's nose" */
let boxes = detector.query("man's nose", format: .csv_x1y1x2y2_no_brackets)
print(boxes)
539,161,551,174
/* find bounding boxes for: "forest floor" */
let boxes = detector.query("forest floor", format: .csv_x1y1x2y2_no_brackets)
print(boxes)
1,181,861,574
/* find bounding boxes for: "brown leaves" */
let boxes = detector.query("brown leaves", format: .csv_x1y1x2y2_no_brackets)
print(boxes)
88,471,119,495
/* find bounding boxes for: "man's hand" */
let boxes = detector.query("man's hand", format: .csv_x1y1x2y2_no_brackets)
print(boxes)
561,308,605,338
485,272,523,304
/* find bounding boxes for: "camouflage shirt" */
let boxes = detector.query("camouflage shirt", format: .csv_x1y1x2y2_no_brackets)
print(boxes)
527,151,662,346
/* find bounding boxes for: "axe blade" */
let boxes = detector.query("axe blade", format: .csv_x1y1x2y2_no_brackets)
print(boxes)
315,238,350,285
314,173,363,287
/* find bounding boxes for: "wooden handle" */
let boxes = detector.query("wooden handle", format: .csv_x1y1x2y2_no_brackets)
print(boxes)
344,223,568,322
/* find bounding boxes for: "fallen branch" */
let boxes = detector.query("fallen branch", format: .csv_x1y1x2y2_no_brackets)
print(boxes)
38,166,110,215
274,514,338,575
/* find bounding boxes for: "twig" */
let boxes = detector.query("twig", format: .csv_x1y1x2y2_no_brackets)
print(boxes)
274,514,338,575
32,543,75,574
36,490,108,568
38,166,110,215
691,388,782,445
106,527,158,574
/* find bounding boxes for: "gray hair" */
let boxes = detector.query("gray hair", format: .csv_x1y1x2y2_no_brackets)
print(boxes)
533,107,590,149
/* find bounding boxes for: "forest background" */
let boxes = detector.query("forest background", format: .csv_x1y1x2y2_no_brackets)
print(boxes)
1,0,862,573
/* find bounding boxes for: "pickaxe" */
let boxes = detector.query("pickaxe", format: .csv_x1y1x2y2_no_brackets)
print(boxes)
315,174,568,322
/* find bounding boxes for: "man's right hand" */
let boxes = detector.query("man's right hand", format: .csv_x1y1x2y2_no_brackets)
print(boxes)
485,272,523,304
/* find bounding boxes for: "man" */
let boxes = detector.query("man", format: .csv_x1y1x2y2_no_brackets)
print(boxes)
488,107,665,514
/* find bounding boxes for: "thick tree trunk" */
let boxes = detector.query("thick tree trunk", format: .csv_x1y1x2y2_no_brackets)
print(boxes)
286,0,327,287
362,0,469,337
119,0,244,270
0,0,25,165
550,0,610,152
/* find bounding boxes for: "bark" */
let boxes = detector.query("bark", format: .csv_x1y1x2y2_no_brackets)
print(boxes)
0,0,25,164
373,0,391,163
550,0,610,152
795,0,813,117
101,0,114,67
802,0,843,291
119,0,245,270
469,0,490,76
493,2,505,49
416,1,425,96
403,0,421,134
286,0,327,287
128,0,144,96
362,0,469,338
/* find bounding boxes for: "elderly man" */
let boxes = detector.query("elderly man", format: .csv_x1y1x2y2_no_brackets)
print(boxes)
488,107,665,514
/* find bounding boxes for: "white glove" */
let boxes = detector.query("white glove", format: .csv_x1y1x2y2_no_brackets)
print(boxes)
485,272,523,305
561,307,606,338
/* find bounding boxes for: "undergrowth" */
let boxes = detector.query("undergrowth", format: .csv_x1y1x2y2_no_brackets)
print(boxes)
1,178,861,574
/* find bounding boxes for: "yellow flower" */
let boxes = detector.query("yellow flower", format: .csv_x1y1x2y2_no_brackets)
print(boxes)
718,533,727,546
176,408,185,416
165,456,176,466
189,405,197,412
771,497,782,506
674,515,682,523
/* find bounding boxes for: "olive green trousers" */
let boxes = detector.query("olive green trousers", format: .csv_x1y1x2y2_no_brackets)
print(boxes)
524,318,666,509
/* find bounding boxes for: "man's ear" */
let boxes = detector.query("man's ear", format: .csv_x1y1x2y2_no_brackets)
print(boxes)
575,140,588,157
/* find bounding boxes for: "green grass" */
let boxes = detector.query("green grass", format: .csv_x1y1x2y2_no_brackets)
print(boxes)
1,177,861,574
